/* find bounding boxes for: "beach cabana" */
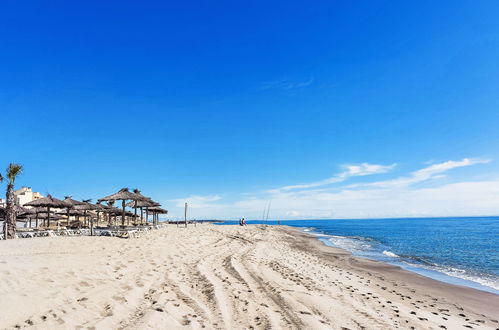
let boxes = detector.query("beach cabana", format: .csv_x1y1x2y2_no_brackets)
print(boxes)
25,195,67,227
98,188,149,226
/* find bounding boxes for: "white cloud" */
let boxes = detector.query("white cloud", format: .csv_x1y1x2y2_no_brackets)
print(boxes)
165,158,496,220
361,158,490,188
273,162,396,192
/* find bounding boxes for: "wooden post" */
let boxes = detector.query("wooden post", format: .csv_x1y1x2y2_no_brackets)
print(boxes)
121,200,126,226
47,206,51,228
184,202,188,228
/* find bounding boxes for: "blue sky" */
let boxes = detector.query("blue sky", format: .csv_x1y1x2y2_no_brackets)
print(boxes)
1,1,499,219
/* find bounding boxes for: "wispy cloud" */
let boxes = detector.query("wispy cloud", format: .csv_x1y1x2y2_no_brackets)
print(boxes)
356,158,491,188
260,77,314,90
271,163,396,192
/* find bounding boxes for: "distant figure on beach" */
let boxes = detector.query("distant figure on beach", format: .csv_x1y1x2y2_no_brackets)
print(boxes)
240,218,246,226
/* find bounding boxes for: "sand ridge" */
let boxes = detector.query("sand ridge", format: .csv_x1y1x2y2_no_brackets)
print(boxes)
0,224,497,329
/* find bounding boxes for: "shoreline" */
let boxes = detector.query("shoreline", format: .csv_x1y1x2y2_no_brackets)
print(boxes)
282,226,499,320
1,224,498,329
299,226,499,295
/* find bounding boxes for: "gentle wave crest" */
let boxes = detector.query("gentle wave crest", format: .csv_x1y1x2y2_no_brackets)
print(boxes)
382,250,399,258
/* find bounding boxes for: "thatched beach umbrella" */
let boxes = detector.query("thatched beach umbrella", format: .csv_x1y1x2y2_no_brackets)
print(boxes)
62,196,85,226
99,204,122,226
73,200,98,234
98,188,149,226
56,209,85,216
25,195,67,227
16,205,35,227
30,207,58,227
36,213,65,221
147,206,168,225
131,189,150,223
126,198,160,224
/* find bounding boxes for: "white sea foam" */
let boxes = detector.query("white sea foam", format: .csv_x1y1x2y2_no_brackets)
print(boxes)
326,236,374,252
402,261,499,292
382,250,399,258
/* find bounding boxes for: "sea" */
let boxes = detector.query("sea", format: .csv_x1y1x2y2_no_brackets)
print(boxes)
219,217,499,295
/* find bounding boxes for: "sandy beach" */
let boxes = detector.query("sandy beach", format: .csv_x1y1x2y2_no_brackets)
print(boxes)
0,224,498,329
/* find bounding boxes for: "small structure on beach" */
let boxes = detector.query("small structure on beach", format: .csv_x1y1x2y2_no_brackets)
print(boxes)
98,188,149,226
126,198,160,224
147,206,168,225
25,195,67,227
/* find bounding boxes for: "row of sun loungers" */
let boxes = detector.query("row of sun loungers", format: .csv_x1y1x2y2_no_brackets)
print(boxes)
2,224,168,240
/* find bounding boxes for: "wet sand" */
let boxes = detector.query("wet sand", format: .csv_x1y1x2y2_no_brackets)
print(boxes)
0,224,497,329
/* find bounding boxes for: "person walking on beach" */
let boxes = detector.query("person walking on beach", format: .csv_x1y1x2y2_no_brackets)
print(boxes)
241,218,246,226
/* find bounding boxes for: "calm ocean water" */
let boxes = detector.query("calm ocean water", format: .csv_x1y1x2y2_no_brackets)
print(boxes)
219,217,499,294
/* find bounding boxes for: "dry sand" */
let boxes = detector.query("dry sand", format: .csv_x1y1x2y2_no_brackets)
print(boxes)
0,224,498,329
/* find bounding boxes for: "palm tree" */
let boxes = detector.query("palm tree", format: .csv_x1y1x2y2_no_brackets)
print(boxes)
4,163,23,239
0,173,3,237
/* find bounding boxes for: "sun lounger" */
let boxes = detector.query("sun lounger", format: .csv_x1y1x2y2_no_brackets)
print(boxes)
18,232,35,238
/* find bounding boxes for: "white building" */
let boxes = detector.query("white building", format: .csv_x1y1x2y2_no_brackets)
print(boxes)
0,198,5,208
15,187,43,206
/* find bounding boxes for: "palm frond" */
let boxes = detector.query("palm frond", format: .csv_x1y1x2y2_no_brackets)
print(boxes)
7,163,23,184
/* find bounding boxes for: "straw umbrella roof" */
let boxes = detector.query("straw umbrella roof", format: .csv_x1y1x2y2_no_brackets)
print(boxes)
35,213,65,220
100,207,135,216
16,206,36,218
126,199,160,208
1,205,35,216
62,196,86,208
73,200,98,211
93,203,107,211
98,188,149,203
101,206,123,215
18,206,34,213
25,195,67,208
56,209,85,216
147,207,168,214
31,207,54,214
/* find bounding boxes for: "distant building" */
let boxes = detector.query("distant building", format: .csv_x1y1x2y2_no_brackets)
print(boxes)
15,187,43,206
0,198,5,208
